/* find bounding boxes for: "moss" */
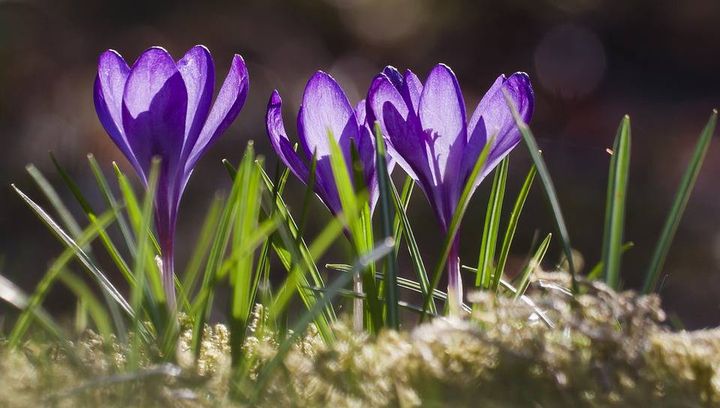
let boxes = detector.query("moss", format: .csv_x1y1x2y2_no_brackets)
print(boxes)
3,279,720,407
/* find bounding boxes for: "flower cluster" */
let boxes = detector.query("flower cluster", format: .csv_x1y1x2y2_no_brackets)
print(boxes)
94,45,533,313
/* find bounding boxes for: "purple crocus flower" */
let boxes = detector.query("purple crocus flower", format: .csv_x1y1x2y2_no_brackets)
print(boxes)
94,45,249,308
265,71,379,216
367,64,534,314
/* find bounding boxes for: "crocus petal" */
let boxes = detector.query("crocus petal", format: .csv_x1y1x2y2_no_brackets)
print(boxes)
298,71,358,161
177,45,215,159
401,69,423,114
121,47,188,182
464,72,534,188
354,99,367,125
354,100,376,182
368,73,430,186
266,90,310,184
418,63,467,195
185,54,249,176
382,66,404,89
94,50,141,172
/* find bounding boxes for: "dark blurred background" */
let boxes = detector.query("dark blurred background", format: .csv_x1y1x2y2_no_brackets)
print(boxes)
1,0,719,328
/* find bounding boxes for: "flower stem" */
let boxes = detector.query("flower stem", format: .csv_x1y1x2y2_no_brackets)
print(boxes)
447,237,463,316
161,246,176,311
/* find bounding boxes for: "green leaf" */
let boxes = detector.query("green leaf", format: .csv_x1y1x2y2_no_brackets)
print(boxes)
476,156,509,290
390,178,435,313
587,242,635,281
374,123,399,329
229,146,264,367
178,195,223,310
494,164,536,291
26,164,83,240
420,133,495,320
601,116,631,289
252,238,395,401
7,206,119,346
88,154,136,255
392,177,414,255
58,271,113,342
514,233,552,299
326,132,381,331
503,90,577,293
1,273,67,345
128,158,160,368
191,153,247,358
257,164,335,342
643,110,717,293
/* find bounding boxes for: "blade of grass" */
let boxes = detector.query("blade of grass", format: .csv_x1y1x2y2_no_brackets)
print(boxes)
392,177,414,255
58,271,113,341
252,238,395,400
420,134,495,320
177,195,223,310
601,116,631,289
493,164,536,291
504,90,577,292
1,273,67,344
8,209,116,346
26,164,83,239
13,185,135,340
587,242,635,280
326,133,381,330
229,147,263,367
128,158,159,368
476,156,509,290
50,152,94,215
389,178,434,313
514,233,552,299
88,154,136,255
643,110,717,293
190,154,245,358
258,165,335,341
374,123,399,328
49,158,137,287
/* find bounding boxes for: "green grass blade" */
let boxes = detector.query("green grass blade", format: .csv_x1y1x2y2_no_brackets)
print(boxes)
392,177,414,255
50,156,137,287
514,233,552,299
1,273,67,345
326,133,383,331
12,185,134,339
420,134,495,320
643,110,717,293
504,90,577,292
191,157,244,357
50,152,94,215
253,238,395,400
129,158,159,368
374,123,399,329
114,163,161,255
8,208,116,346
178,195,223,309
229,147,263,367
601,116,631,289
476,156,509,290
26,164,84,239
389,178,435,313
587,242,634,280
257,165,335,341
88,154,136,255
58,271,113,341
494,164,536,291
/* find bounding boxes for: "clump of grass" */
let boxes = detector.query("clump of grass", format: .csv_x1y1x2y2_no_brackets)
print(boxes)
0,109,716,405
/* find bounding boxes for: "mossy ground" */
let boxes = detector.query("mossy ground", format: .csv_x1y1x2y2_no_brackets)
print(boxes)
2,275,719,407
